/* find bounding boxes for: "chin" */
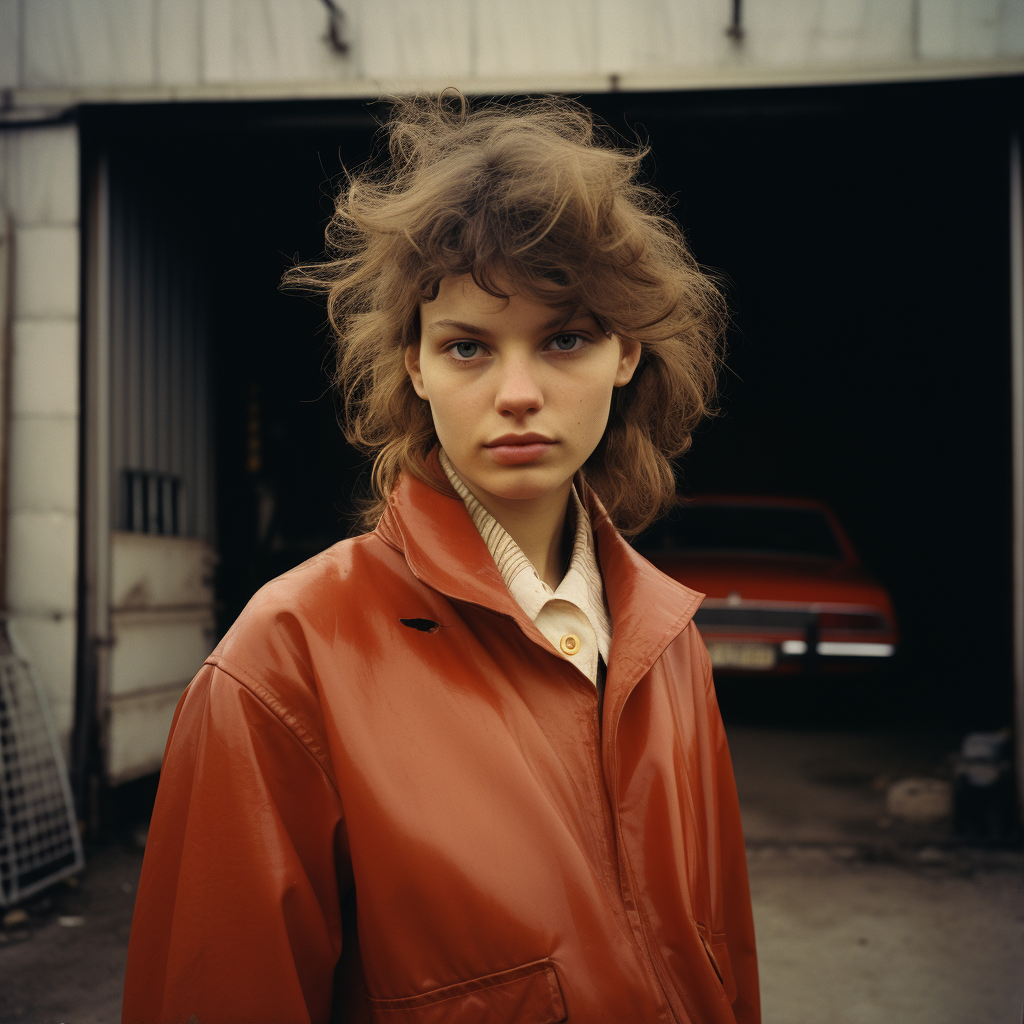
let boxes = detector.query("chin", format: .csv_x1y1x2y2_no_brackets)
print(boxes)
479,468,571,502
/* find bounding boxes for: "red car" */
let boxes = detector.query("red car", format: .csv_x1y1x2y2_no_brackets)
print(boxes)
637,496,899,674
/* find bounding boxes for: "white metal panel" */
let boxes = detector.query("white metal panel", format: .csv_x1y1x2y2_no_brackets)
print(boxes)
201,0,236,83
230,0,355,83
597,0,733,73
106,535,214,781
745,0,916,65
155,0,202,85
106,682,190,783
919,0,1008,59
111,531,215,610
477,0,599,77
22,0,156,88
0,0,20,91
109,608,214,698
362,0,473,80
3,0,1024,103
201,0,358,85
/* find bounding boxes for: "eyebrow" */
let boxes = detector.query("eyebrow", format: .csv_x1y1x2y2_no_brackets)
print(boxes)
424,319,493,337
423,312,595,336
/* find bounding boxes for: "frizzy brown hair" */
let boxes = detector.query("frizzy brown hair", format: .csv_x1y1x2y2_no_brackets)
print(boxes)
285,92,726,535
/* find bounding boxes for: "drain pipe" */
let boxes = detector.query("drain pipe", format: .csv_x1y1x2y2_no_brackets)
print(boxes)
1011,133,1024,823
0,210,10,624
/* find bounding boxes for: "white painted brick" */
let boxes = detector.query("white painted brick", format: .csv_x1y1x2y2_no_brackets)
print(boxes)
0,0,20,90
8,614,77,757
23,0,156,88
363,0,472,80
11,319,79,417
7,509,78,615
4,125,79,227
8,414,79,514
14,225,79,319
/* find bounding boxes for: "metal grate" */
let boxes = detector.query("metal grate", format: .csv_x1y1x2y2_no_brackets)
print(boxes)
0,646,84,906
122,468,182,534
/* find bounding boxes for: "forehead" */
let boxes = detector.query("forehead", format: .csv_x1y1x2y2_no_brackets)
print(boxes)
420,274,589,331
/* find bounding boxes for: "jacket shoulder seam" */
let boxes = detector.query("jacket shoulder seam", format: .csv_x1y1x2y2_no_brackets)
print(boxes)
204,653,339,794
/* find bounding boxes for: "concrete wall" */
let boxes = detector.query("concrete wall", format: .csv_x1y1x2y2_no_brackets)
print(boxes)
0,122,80,757
0,0,1021,101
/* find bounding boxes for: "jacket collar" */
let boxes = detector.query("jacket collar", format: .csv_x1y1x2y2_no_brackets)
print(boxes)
376,457,704,697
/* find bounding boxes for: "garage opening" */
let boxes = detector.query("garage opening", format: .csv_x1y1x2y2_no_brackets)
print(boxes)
79,77,1021,796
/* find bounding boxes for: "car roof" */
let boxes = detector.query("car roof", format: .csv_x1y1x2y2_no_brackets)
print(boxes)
679,494,833,512
666,494,861,565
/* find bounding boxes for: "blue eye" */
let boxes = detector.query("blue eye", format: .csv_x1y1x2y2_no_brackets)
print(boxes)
451,341,480,359
549,333,583,352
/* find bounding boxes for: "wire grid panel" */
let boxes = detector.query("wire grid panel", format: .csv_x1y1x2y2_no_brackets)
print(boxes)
0,650,84,906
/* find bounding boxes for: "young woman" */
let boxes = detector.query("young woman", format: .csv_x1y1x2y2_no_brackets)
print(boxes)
122,94,760,1024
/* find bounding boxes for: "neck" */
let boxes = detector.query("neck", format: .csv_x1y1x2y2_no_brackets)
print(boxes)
467,481,573,590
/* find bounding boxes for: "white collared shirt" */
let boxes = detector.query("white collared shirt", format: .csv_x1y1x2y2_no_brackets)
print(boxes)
440,449,611,686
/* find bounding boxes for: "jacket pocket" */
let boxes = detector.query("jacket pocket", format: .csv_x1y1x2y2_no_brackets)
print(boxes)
367,958,566,1024
696,926,738,1004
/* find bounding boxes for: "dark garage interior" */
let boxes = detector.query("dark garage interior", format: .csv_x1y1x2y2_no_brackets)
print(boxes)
83,74,1020,736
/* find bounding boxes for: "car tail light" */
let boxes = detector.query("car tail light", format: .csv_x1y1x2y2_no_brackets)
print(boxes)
817,611,888,631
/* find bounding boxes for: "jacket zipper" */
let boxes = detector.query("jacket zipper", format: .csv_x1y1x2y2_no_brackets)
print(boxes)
605,723,682,1024
569,658,681,1022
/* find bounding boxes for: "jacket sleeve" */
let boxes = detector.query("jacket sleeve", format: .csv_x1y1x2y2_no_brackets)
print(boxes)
702,648,761,1024
121,662,347,1024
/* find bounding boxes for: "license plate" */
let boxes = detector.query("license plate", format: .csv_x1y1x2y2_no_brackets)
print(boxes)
706,642,777,670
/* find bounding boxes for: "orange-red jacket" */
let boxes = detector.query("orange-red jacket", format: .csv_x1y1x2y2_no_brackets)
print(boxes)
122,468,760,1024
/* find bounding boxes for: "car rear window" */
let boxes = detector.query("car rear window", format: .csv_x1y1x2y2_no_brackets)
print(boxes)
636,505,845,559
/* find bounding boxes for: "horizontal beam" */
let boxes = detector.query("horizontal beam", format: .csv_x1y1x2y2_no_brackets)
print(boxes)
2,56,1023,120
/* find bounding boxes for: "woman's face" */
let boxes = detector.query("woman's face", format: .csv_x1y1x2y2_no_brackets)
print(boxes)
406,275,640,512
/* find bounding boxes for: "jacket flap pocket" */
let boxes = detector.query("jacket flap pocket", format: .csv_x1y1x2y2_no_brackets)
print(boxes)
707,935,738,1004
368,958,566,1024
695,921,738,1004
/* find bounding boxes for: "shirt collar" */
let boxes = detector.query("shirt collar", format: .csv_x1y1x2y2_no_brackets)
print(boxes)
439,448,611,663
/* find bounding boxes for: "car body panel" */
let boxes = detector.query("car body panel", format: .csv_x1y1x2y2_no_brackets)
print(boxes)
638,497,899,675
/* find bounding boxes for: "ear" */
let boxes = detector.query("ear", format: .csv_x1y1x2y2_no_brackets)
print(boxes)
614,337,642,387
404,342,428,399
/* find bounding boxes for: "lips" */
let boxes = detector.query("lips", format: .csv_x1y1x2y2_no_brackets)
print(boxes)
484,434,556,466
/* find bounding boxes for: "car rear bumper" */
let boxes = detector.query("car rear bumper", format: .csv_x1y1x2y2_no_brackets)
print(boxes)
703,634,898,674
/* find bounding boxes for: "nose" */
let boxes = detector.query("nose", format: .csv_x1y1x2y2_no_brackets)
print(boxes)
494,353,544,419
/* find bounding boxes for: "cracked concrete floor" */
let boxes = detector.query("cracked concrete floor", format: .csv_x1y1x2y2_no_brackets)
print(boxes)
1,727,1022,1023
